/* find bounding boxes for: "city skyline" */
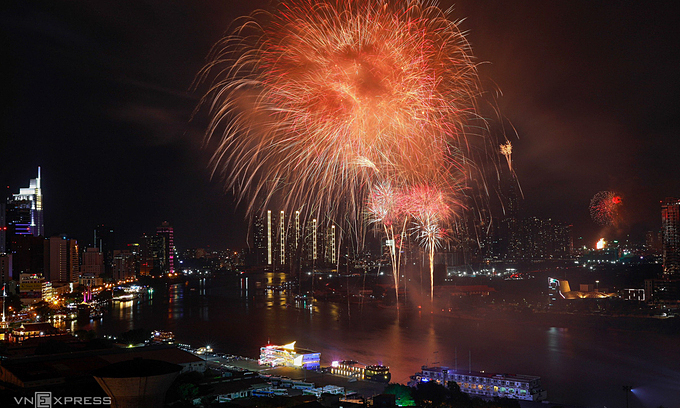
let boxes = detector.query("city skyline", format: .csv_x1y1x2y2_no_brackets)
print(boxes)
2,1,680,250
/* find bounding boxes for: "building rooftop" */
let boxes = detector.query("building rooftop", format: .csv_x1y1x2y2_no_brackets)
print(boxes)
92,358,182,378
0,345,203,387
420,366,541,382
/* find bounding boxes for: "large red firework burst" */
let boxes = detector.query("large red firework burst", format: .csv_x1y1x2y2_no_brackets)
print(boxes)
199,0,481,222
589,191,622,226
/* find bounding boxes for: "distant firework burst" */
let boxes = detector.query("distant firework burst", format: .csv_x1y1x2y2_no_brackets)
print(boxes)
198,0,482,222
589,191,622,226
500,141,512,171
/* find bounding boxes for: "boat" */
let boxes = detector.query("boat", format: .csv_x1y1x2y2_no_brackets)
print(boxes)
330,360,391,383
151,330,175,344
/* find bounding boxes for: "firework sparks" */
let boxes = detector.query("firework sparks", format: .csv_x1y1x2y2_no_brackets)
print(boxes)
404,184,456,305
500,141,512,171
198,0,481,222
367,182,408,305
589,191,622,226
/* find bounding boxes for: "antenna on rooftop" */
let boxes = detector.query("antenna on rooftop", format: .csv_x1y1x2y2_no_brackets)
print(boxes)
468,350,471,373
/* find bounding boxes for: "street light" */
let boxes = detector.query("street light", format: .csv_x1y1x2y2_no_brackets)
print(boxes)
623,385,632,408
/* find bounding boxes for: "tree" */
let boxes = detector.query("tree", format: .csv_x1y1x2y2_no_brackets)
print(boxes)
384,383,416,407
118,328,150,345
412,381,458,408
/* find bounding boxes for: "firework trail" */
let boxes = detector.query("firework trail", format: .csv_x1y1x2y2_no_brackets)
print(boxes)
367,182,407,305
404,184,457,306
590,191,622,226
198,0,482,224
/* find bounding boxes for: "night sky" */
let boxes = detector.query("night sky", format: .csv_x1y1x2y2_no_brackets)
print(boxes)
2,1,680,251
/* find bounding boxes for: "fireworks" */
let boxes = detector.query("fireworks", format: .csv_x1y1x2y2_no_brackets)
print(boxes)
404,184,456,304
367,182,408,305
199,0,481,222
367,182,459,305
199,0,494,307
500,141,512,171
589,191,622,226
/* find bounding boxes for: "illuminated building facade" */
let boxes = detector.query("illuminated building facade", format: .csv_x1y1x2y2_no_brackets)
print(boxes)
250,210,338,268
19,273,44,305
547,277,615,301
157,222,175,274
258,341,320,370
330,360,390,382
0,203,6,254
645,279,680,307
253,214,267,265
325,225,337,264
0,254,11,285
48,235,79,283
409,366,547,401
267,210,273,265
515,217,572,261
662,198,680,275
113,250,136,281
137,235,155,276
6,168,43,240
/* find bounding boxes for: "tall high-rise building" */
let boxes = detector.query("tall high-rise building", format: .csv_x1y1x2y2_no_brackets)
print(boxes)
94,224,115,274
0,202,6,254
267,210,273,265
500,182,520,260
156,222,175,274
516,217,572,260
252,211,289,267
137,235,156,276
324,225,337,264
0,254,12,285
48,235,79,283
662,197,680,275
252,214,266,266
307,218,319,262
112,250,135,281
279,210,286,265
6,167,43,240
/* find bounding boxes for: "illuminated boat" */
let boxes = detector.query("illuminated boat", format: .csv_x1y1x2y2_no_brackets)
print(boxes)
330,360,391,383
259,341,321,370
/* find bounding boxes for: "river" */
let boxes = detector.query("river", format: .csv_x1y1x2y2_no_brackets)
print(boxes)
74,273,680,408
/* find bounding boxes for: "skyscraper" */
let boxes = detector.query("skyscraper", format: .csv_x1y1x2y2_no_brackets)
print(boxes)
156,221,175,274
0,202,6,254
94,224,115,274
252,214,266,266
6,167,43,240
112,250,135,281
662,197,680,275
48,235,79,283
